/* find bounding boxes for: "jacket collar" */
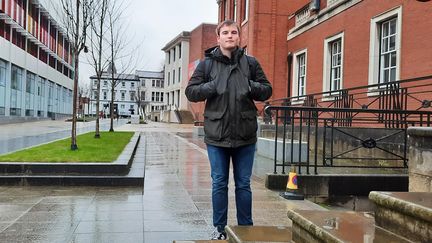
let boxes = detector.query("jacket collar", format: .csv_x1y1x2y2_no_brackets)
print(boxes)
205,46,245,64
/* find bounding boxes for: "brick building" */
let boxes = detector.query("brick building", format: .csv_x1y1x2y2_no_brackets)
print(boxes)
286,0,432,101
162,23,217,123
187,23,218,123
216,0,432,105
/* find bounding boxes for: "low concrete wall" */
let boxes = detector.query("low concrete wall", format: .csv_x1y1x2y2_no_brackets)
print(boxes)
257,137,307,162
408,127,432,192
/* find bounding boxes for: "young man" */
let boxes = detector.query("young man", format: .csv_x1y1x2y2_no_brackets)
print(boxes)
185,20,272,240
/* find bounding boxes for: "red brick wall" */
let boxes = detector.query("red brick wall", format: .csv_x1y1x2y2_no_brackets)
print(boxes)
188,23,217,122
287,0,432,96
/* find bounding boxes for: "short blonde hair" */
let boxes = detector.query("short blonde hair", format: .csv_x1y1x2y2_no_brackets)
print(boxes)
216,20,241,36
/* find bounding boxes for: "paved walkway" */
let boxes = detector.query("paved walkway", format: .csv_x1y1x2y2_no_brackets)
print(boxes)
0,121,324,243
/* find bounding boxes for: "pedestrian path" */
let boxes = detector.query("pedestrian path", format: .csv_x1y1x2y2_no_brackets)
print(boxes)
0,122,324,243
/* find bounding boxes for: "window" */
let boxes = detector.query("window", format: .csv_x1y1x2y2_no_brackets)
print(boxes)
103,91,107,100
380,18,397,83
173,47,176,61
130,91,135,101
233,0,237,22
156,80,160,87
241,0,249,23
168,72,170,86
121,104,125,109
178,67,181,83
0,59,6,87
26,72,35,94
11,65,22,90
103,80,107,86
161,80,165,88
368,7,401,85
168,51,171,64
292,50,307,98
93,80,98,86
131,82,135,88
178,44,182,58
121,91,125,101
173,70,176,84
156,92,160,102
122,81,125,87
323,32,344,93
152,80,155,87
160,93,164,102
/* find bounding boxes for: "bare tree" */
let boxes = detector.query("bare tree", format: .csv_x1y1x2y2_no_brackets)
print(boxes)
59,0,93,150
106,0,141,132
78,81,91,120
88,0,110,138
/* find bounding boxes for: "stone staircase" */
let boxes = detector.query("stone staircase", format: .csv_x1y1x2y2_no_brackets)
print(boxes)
173,191,431,242
177,110,195,124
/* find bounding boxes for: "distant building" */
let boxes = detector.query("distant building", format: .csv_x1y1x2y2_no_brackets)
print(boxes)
0,0,74,122
135,70,164,122
161,23,217,123
89,72,140,118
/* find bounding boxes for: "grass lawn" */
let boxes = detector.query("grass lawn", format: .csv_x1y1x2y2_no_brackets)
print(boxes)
0,131,134,162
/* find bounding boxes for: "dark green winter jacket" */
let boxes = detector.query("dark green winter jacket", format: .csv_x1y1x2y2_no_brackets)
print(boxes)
185,47,272,148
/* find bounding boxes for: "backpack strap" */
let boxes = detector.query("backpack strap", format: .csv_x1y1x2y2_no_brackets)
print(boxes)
203,57,214,83
245,55,256,81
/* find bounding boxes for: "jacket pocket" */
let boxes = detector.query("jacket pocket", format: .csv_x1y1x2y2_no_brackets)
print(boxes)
204,111,225,140
238,110,257,140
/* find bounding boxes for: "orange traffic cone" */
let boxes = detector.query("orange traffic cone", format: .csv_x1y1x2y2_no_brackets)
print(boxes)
280,167,304,200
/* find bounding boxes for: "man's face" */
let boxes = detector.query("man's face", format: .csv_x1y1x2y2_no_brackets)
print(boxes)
217,24,240,52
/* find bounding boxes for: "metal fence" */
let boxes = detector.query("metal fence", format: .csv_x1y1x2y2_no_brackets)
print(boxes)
263,75,432,175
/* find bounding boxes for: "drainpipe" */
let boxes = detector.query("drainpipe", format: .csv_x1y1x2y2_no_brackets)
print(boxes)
287,52,293,103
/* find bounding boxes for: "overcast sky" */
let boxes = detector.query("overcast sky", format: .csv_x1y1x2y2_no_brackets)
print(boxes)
43,0,218,84
84,0,218,83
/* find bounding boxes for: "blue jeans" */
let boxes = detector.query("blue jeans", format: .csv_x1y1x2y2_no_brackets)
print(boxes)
207,143,256,232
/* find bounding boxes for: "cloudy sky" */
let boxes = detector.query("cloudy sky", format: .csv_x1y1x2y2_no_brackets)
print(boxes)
43,0,219,84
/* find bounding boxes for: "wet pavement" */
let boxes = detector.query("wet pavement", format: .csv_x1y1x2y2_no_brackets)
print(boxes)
0,121,324,243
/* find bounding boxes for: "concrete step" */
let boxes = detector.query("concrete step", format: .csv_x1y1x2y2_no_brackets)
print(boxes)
0,174,144,186
225,225,292,243
266,174,408,197
369,191,432,242
287,209,411,243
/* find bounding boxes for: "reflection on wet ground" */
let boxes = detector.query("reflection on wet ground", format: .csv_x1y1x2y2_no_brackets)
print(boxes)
0,122,325,243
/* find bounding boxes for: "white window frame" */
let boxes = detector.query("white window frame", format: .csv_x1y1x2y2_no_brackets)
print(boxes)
241,0,249,25
368,7,402,86
323,32,344,96
292,49,307,101
233,0,237,22
0,59,6,87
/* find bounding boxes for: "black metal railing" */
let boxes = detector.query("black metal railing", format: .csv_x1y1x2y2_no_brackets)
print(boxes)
265,105,432,175
260,75,432,126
